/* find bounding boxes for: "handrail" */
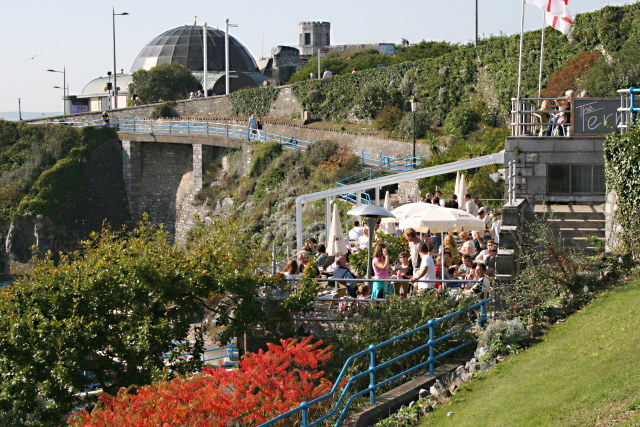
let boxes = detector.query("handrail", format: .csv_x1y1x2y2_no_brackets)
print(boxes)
510,97,573,137
259,298,490,426
44,118,408,169
617,87,639,132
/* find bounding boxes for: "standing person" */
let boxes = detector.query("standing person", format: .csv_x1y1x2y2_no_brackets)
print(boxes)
464,193,479,216
411,242,436,291
257,116,264,142
434,190,446,207
403,228,424,272
393,252,413,296
248,113,258,141
101,111,110,125
445,194,459,209
490,211,502,245
189,92,196,99
371,243,391,299
348,220,363,242
309,73,317,79
322,68,333,78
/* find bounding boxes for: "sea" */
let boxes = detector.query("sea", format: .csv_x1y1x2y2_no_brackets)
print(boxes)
0,111,62,121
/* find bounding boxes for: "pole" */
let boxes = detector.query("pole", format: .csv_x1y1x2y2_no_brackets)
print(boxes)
62,67,66,115
365,217,376,280
112,7,117,109
412,110,416,159
516,0,526,101
317,49,321,79
225,18,230,95
475,0,478,48
18,98,22,120
537,10,546,100
203,22,208,97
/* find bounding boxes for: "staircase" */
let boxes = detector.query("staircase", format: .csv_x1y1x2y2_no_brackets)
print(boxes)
534,204,605,254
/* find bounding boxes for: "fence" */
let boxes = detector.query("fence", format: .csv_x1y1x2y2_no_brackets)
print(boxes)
260,297,490,426
511,97,572,137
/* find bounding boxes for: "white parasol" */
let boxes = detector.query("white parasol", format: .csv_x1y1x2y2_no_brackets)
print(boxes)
380,191,397,234
457,173,468,212
399,205,485,281
380,202,440,225
327,204,348,255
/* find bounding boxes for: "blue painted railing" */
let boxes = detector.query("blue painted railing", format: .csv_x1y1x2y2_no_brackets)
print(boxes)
260,298,490,427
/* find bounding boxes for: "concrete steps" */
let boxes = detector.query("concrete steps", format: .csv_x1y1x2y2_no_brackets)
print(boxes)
534,204,605,254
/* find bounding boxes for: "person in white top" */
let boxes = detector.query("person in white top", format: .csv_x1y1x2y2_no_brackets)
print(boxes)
475,240,497,264
355,227,369,251
458,232,476,257
490,212,502,245
348,220,364,241
411,242,436,290
464,193,479,216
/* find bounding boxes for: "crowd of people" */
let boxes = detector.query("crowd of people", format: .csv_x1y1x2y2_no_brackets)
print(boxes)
280,191,501,301
538,89,590,137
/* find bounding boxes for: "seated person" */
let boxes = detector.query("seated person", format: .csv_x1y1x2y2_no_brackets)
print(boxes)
354,227,370,251
455,255,474,278
458,232,476,258
331,256,358,297
475,241,497,264
315,244,335,269
463,263,490,298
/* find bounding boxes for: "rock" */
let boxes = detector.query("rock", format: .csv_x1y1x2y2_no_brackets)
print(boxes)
455,366,466,378
448,377,464,393
422,405,434,414
447,411,454,416
418,388,429,399
480,362,490,371
461,372,474,382
468,358,477,372
430,379,446,398
408,401,416,408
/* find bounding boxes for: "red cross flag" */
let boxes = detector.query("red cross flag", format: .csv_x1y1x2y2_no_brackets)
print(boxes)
545,13,573,35
525,0,570,17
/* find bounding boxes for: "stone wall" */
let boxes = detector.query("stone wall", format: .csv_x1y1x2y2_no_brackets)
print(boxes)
503,136,606,204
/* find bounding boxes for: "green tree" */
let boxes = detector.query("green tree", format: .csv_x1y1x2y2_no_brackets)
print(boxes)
0,218,315,425
130,63,200,104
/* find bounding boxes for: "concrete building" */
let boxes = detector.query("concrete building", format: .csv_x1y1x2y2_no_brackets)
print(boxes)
298,22,331,56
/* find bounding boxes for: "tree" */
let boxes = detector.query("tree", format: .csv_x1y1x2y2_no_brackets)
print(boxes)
129,63,200,104
0,218,316,425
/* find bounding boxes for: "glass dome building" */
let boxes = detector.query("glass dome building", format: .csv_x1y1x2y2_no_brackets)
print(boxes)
131,25,259,73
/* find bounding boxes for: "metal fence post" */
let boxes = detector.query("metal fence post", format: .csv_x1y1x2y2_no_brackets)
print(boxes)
272,243,277,277
428,320,435,376
369,345,376,404
480,300,487,326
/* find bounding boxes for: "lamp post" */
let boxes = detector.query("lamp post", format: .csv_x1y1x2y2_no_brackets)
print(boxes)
224,18,238,95
113,8,129,109
47,67,66,115
410,98,418,161
347,205,396,280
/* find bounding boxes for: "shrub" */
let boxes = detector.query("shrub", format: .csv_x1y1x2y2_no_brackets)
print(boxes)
374,106,404,133
398,111,431,139
248,141,282,178
70,337,333,426
150,101,178,119
305,139,339,167
478,319,528,354
443,105,480,137
229,86,280,117
540,51,601,98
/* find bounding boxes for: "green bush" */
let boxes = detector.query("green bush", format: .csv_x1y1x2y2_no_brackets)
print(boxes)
398,111,431,138
229,86,280,117
478,319,528,354
248,141,282,178
305,139,339,167
443,105,481,137
150,101,178,119
374,106,404,133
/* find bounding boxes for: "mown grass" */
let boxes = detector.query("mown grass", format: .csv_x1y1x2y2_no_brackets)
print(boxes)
421,276,640,426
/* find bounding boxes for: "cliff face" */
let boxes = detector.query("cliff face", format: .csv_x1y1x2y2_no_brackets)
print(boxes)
2,139,133,279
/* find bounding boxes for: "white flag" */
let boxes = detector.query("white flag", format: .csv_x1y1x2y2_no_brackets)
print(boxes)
546,12,573,35
525,0,571,17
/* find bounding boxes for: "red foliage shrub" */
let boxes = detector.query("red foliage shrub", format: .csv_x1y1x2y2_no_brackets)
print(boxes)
541,51,601,97
70,337,333,426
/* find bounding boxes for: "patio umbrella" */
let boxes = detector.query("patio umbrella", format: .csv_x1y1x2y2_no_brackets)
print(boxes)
327,204,348,256
399,206,485,280
454,171,460,198
457,174,468,212
380,192,397,234
380,202,440,225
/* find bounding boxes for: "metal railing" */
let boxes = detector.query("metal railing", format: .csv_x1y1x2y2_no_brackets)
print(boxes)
260,297,490,426
617,87,639,132
511,97,572,137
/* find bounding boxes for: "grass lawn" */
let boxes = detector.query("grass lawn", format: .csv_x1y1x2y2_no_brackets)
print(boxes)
421,277,640,426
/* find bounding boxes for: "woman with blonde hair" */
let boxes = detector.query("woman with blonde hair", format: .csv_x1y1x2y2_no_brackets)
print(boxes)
442,234,461,264
459,232,476,257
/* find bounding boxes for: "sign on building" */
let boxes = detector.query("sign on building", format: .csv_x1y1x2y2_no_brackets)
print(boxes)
379,43,395,56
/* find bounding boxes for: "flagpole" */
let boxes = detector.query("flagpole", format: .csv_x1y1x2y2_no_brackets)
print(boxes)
538,10,546,100
516,0,526,101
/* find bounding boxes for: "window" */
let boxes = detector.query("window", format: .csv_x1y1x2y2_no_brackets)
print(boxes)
547,164,605,194
304,33,311,45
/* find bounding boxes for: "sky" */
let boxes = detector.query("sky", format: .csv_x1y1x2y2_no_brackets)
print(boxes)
1,0,634,115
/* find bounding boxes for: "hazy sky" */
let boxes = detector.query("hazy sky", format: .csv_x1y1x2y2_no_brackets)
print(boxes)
1,0,633,113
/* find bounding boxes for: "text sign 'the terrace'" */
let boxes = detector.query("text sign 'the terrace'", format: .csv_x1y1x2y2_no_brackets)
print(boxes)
573,98,623,135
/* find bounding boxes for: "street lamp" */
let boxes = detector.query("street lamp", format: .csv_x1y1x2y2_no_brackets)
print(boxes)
225,18,238,95
347,205,396,280
113,8,129,109
410,98,418,161
47,67,66,115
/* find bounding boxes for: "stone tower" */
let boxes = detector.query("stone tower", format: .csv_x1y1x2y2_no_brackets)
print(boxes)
298,22,330,56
